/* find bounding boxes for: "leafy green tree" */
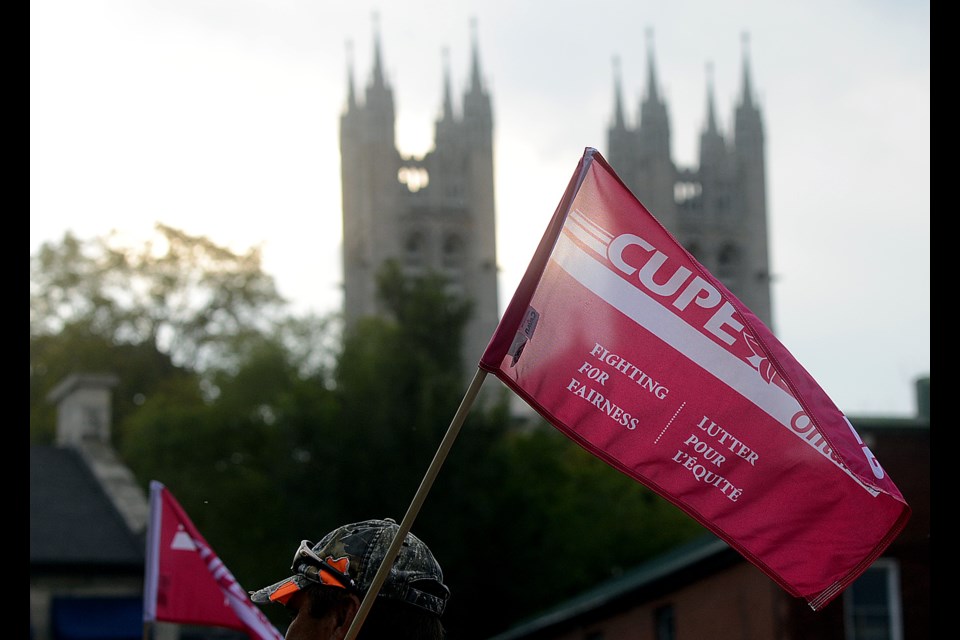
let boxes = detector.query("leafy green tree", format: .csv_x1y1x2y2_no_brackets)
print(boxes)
321,260,704,639
29,230,709,639
120,327,343,600
29,225,291,444
29,321,195,446
332,260,474,518
30,224,288,376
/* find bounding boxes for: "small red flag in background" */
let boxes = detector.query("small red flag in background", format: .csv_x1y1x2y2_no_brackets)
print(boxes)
479,147,910,610
143,481,284,639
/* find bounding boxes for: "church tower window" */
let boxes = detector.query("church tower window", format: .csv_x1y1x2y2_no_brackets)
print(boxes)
398,166,429,192
404,230,426,268
442,233,465,270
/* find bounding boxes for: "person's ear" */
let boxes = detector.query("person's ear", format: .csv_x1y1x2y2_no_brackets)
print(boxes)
330,593,362,639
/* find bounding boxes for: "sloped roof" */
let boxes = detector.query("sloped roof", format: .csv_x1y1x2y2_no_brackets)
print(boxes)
488,533,738,640
30,445,145,572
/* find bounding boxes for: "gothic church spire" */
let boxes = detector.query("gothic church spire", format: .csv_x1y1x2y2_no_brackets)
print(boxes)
345,39,356,110
638,27,670,160
612,55,626,130
739,32,755,108
371,12,386,90
644,27,660,102
734,30,763,151
468,17,484,95
441,46,454,121
462,16,492,145
705,62,718,134
699,61,727,169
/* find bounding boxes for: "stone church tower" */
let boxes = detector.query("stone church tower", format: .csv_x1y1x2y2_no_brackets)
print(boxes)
339,20,499,370
608,32,773,328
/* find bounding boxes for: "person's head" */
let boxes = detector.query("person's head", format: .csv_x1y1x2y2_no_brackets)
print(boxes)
250,518,448,640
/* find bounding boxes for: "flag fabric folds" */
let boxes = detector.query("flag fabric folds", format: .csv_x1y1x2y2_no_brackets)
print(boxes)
479,147,910,610
143,480,284,639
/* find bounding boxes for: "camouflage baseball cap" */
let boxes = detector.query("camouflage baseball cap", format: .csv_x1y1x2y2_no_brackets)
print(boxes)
249,518,449,617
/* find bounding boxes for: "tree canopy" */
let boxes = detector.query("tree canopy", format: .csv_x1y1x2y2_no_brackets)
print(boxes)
30,224,289,374
29,228,704,639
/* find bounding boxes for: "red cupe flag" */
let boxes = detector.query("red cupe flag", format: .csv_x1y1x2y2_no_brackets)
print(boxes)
479,147,910,610
143,481,284,639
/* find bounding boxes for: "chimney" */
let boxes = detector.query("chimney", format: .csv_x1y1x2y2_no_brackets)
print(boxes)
45,372,149,534
46,373,120,447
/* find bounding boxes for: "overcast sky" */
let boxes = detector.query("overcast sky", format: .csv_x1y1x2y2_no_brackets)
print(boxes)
30,0,929,417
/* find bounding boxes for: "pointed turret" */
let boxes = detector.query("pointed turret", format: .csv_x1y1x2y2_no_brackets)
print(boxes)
370,12,385,90
359,12,395,144
345,39,356,111
434,46,456,145
732,31,771,329
739,32,755,108
469,19,483,95
644,28,660,102
442,47,454,121
637,27,671,161
606,53,637,180
699,61,726,170
705,62,718,134
462,17,492,148
463,17,488,105
734,31,763,153
612,55,626,130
